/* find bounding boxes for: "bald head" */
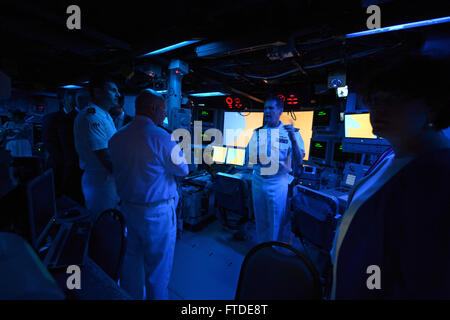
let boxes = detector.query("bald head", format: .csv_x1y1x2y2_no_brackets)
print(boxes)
135,89,166,125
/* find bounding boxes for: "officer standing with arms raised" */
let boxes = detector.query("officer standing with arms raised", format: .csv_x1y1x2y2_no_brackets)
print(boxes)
73,74,121,217
247,95,305,244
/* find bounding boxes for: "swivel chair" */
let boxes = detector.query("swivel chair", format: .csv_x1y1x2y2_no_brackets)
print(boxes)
291,185,341,298
235,241,322,300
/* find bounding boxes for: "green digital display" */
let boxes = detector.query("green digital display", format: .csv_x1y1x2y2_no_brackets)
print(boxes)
318,111,327,116
310,140,327,159
199,109,214,123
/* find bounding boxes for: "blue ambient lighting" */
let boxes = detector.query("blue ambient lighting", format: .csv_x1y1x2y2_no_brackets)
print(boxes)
346,16,450,39
60,85,83,89
140,40,201,56
189,92,227,97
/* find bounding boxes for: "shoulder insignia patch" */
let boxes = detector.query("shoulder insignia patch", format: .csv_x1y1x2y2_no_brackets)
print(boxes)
87,107,96,114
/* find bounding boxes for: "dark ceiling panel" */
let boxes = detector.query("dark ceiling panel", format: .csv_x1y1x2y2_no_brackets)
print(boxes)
0,0,448,96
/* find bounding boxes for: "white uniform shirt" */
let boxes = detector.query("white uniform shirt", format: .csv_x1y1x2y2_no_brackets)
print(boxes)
113,111,125,130
108,115,189,204
73,104,117,171
247,122,305,177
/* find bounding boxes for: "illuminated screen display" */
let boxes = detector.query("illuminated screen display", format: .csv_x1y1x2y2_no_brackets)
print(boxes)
312,108,331,127
280,112,314,162
212,146,227,163
345,113,377,139
333,142,362,163
198,109,215,123
223,111,314,161
309,140,327,159
223,112,263,148
225,148,245,166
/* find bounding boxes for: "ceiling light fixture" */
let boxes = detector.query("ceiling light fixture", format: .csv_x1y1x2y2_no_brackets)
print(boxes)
189,92,227,97
346,16,450,39
139,40,201,57
60,85,83,89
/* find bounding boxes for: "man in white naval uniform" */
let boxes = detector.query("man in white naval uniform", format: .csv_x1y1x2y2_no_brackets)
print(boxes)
246,95,305,244
73,74,121,217
109,89,189,300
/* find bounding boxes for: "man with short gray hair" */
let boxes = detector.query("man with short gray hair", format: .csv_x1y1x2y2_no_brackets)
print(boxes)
109,89,189,300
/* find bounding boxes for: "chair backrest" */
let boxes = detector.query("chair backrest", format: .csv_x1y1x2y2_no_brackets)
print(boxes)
235,241,322,300
88,209,127,282
214,172,247,213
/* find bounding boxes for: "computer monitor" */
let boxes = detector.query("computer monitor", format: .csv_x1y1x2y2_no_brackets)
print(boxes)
26,169,56,249
332,141,362,165
212,146,227,164
344,113,377,139
312,107,337,132
280,111,314,161
310,140,327,158
313,108,331,127
223,111,314,160
343,113,390,154
223,112,263,148
197,109,215,124
225,147,246,166
309,138,331,165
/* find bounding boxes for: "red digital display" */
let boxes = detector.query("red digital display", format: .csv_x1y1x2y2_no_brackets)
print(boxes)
278,93,299,106
286,94,299,105
225,97,243,110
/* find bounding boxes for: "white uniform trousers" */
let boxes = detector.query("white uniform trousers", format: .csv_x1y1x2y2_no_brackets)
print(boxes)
81,170,120,218
251,173,290,244
119,198,177,300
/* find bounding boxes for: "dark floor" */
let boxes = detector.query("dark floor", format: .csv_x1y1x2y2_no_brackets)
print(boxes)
168,218,308,300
